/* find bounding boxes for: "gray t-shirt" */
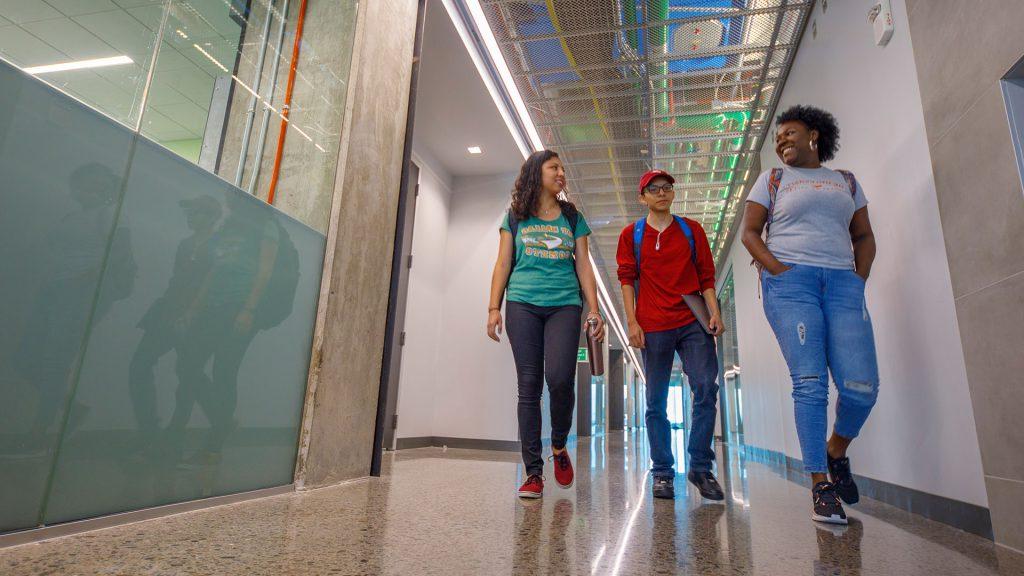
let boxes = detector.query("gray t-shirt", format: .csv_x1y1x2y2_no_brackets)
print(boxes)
746,166,868,270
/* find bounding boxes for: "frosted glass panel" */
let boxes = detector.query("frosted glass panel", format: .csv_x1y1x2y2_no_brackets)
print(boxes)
0,57,326,531
0,62,134,532
44,140,325,524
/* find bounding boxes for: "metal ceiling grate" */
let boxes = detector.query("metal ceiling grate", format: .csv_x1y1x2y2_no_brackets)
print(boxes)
478,0,813,320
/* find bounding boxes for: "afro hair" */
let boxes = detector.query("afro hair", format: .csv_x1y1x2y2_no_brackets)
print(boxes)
776,105,840,162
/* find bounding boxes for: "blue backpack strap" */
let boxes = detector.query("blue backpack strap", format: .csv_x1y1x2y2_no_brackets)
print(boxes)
632,218,645,296
836,170,857,198
673,215,697,268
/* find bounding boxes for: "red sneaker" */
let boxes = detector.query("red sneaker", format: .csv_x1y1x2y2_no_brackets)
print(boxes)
518,475,544,499
550,450,574,488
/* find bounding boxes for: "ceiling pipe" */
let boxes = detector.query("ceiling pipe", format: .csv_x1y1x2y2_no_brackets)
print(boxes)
234,0,278,188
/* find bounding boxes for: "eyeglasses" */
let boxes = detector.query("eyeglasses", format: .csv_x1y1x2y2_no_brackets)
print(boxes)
643,184,674,195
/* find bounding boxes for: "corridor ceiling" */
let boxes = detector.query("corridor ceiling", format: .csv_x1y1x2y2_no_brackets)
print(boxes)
476,0,814,314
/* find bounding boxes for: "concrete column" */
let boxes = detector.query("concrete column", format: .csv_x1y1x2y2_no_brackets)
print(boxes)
293,0,419,488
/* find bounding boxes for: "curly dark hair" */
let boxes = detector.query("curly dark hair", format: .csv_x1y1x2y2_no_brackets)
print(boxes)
776,105,840,162
510,149,577,221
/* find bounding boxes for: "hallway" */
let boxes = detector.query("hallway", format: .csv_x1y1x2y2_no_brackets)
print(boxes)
3,433,1019,575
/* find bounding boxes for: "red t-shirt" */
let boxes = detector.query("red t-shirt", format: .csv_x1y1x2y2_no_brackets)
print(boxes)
616,217,717,333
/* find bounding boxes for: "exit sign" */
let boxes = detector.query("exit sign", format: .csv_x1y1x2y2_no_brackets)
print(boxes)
577,347,589,362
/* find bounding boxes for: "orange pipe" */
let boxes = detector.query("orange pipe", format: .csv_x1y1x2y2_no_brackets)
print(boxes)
266,0,309,206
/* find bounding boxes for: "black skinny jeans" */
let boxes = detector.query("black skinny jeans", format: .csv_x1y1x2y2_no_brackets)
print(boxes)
505,301,582,477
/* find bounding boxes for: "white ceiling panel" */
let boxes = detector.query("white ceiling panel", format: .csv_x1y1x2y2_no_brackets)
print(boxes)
22,16,118,60
0,0,62,24
140,106,192,141
74,9,157,63
146,77,190,107
44,0,120,17
153,99,208,135
154,66,215,107
46,70,134,121
125,3,164,31
0,23,63,66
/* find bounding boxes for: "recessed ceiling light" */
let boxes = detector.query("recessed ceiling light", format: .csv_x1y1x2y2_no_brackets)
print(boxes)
468,146,482,154
24,55,133,75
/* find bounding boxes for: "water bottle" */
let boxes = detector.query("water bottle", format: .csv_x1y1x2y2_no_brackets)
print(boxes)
586,317,604,376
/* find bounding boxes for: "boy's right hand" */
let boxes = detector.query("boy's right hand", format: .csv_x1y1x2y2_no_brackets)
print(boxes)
628,320,645,349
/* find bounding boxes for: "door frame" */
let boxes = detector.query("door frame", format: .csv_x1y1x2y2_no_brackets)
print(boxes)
370,0,427,476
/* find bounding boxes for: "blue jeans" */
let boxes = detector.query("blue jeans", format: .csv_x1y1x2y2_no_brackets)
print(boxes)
642,321,719,478
762,263,880,473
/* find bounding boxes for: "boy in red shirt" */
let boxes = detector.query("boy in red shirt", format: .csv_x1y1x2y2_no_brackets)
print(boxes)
617,169,725,501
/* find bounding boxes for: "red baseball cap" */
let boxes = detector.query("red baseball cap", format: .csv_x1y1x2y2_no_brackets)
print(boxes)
638,169,675,192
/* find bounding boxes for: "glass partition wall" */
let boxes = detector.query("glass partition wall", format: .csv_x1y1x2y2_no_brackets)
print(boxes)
0,0,359,533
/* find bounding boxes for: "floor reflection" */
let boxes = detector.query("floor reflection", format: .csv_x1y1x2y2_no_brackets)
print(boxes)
1,431,1020,576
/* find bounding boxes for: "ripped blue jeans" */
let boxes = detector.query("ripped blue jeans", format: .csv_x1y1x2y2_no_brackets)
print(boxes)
762,263,880,473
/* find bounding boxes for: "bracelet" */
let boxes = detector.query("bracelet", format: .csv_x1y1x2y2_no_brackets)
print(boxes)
488,307,500,312
586,311,602,319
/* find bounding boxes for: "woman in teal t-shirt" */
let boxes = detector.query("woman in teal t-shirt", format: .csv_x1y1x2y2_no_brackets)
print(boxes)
486,149,605,499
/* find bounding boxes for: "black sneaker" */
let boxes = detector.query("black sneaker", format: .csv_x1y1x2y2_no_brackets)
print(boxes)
653,476,675,500
828,453,859,505
812,482,849,525
687,470,725,501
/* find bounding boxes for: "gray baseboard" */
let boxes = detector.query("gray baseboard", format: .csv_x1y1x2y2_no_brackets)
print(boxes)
0,484,294,549
395,436,521,452
738,444,993,540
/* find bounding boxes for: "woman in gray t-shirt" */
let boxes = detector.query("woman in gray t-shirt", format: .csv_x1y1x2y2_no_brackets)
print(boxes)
741,105,880,526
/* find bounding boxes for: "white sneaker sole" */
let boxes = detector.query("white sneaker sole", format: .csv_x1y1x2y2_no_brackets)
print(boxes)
518,491,543,499
555,477,574,489
812,513,849,525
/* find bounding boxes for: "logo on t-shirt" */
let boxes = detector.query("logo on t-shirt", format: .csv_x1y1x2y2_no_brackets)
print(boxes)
521,224,574,260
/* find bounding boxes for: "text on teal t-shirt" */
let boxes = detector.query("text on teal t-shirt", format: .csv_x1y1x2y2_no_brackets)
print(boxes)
501,211,592,307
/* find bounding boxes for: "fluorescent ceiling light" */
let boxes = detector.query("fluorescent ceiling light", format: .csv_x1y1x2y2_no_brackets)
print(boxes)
24,55,133,75
441,0,531,158
463,0,544,151
467,146,482,154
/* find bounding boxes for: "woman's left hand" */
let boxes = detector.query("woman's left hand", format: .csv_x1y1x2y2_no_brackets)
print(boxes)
587,313,606,343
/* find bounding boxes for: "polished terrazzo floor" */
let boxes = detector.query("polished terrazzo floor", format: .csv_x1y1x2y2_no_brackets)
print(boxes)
2,432,1022,575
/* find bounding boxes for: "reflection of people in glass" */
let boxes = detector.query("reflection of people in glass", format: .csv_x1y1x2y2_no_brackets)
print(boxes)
167,191,298,465
17,162,135,445
129,195,221,449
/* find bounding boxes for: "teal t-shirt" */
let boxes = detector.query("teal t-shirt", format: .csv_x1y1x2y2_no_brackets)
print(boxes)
501,211,592,307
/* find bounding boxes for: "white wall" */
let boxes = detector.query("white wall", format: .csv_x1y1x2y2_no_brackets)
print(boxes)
723,0,987,506
394,149,454,440
395,166,522,442
431,172,522,441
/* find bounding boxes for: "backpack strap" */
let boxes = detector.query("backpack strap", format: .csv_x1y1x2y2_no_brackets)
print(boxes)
835,169,858,198
765,167,784,239
673,215,697,268
565,208,579,238
507,209,520,271
632,218,645,298
633,215,698,300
